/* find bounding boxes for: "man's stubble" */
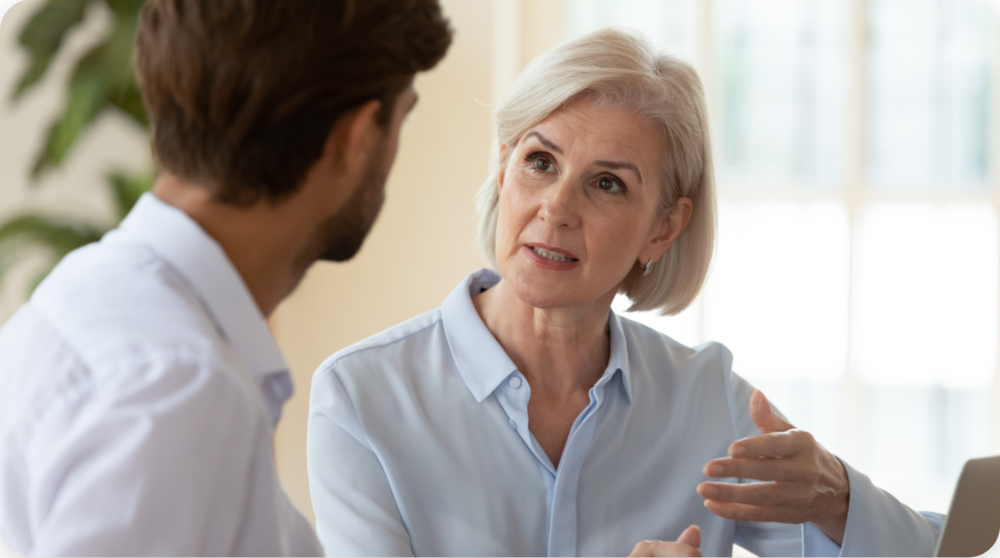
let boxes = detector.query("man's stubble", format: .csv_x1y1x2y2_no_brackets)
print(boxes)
313,143,390,264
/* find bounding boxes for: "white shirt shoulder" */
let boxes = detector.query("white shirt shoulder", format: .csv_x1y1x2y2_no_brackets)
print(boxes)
0,196,320,557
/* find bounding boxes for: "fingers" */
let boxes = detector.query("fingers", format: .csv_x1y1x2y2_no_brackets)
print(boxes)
697,481,806,508
728,430,813,459
749,390,794,434
703,457,801,482
629,539,702,558
702,499,799,524
676,525,701,548
628,526,702,557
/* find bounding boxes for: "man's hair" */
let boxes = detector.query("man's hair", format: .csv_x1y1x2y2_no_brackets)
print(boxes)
134,0,452,205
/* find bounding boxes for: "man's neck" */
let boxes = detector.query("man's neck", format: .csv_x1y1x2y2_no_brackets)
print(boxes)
151,174,311,317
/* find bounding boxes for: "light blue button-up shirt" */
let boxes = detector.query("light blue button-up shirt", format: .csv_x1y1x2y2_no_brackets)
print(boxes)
308,269,942,557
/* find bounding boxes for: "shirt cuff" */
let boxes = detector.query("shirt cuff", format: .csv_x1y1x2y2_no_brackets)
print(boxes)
833,457,944,557
802,521,842,557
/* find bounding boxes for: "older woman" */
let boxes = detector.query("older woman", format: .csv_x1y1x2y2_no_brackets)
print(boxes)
307,28,942,557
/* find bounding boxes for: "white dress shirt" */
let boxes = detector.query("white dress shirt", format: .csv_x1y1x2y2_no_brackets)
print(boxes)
0,194,321,556
308,269,943,557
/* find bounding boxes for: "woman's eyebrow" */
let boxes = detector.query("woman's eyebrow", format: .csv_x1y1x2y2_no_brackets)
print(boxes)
595,160,642,184
524,131,562,154
524,131,642,183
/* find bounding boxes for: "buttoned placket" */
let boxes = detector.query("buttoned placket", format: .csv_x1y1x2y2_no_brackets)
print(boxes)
492,366,625,557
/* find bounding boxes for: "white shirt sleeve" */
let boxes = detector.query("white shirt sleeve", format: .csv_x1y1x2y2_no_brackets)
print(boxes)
724,362,943,557
20,355,265,556
308,366,413,557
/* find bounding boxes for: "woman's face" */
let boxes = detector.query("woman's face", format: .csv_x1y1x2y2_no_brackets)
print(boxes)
495,96,690,310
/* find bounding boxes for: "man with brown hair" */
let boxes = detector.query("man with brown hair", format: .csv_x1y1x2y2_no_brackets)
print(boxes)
0,1,451,555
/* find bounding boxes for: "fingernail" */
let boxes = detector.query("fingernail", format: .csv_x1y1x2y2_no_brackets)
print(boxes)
700,485,718,498
730,446,746,457
689,525,700,532
706,463,724,476
703,499,711,508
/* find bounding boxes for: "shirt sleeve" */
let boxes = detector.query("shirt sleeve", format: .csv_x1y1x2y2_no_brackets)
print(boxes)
25,355,264,556
308,365,414,557
721,346,943,557
829,459,944,556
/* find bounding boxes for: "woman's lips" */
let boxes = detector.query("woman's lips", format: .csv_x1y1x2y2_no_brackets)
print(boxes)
523,245,580,270
527,243,578,260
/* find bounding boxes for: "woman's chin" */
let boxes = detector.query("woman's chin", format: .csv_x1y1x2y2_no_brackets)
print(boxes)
504,269,591,310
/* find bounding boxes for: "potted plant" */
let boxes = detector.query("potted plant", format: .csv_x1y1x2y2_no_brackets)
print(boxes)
1,0,152,293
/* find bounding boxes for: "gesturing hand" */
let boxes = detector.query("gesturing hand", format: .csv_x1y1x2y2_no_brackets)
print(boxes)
628,525,702,557
697,390,851,545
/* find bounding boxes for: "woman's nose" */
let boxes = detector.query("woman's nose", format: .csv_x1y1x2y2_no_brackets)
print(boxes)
538,177,580,228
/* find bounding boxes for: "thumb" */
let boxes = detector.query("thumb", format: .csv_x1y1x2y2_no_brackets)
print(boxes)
749,390,792,434
676,525,701,548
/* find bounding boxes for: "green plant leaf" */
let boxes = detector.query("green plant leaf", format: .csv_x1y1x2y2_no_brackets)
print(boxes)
32,18,139,175
30,66,106,177
108,80,147,127
104,0,146,19
0,214,105,255
28,0,149,178
11,0,95,101
101,9,147,128
108,168,155,219
0,213,107,292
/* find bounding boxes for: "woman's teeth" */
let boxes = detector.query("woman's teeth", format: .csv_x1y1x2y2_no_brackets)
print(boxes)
531,246,576,262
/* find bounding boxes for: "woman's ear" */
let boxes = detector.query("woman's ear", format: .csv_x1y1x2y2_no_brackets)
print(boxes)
641,197,694,264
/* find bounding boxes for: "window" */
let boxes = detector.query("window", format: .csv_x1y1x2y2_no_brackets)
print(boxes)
566,0,999,513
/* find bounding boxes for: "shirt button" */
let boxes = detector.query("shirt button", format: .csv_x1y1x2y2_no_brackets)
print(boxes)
509,376,523,388
509,418,517,430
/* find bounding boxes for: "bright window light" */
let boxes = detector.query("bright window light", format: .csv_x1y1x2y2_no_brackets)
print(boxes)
852,204,999,387
703,201,850,382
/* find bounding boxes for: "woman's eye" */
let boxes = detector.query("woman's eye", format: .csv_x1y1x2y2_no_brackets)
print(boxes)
533,157,552,171
597,176,623,192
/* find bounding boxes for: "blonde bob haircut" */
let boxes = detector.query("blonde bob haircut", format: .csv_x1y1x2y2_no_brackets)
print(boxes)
475,27,717,315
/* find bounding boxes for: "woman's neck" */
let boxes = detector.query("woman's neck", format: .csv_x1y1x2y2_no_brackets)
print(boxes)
473,281,614,399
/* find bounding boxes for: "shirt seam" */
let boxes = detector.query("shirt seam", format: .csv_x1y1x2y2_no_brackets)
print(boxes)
319,312,443,373
324,370,414,550
719,343,741,443
14,306,263,443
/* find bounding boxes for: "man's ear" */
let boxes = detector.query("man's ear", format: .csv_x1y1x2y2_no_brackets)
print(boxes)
325,99,383,176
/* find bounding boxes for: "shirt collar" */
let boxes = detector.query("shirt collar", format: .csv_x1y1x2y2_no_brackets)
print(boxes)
441,269,518,402
117,193,289,382
442,269,633,404
606,308,634,404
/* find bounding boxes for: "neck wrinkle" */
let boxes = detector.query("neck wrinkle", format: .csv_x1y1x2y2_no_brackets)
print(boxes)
474,281,614,398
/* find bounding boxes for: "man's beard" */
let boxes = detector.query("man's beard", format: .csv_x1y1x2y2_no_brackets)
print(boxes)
313,148,389,263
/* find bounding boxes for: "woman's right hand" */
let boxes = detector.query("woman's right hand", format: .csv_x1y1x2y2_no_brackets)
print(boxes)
628,525,702,557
